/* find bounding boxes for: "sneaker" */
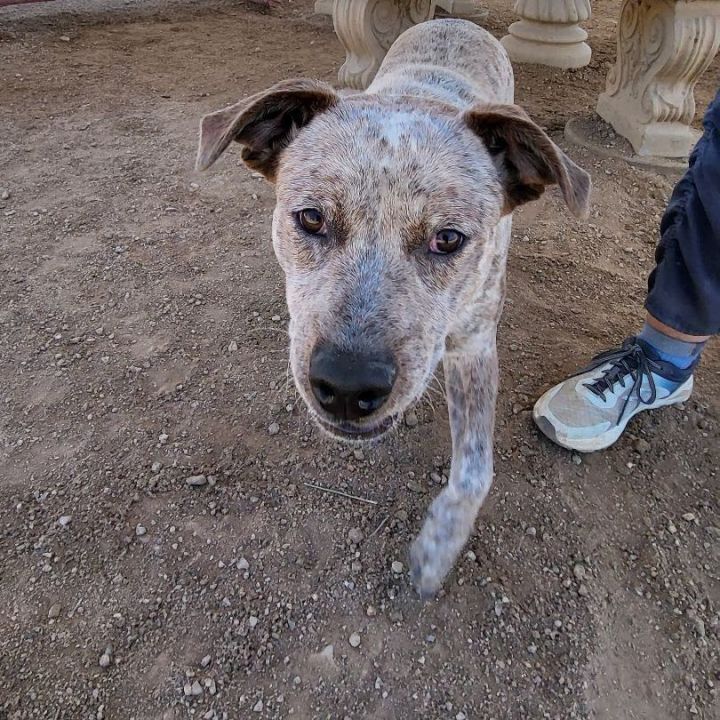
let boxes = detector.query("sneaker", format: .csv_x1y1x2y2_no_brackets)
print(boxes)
533,337,696,453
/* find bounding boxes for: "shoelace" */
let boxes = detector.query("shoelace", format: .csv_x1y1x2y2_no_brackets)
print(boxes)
576,340,662,423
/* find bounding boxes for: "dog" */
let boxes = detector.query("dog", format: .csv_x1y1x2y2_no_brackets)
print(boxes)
196,19,591,597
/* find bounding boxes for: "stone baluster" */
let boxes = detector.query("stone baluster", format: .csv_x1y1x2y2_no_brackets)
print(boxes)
501,0,592,68
597,0,720,158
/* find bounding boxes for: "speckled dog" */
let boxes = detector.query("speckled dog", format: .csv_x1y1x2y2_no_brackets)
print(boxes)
196,19,591,597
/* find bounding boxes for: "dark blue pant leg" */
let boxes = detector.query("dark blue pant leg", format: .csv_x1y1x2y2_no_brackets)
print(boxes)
645,89,720,336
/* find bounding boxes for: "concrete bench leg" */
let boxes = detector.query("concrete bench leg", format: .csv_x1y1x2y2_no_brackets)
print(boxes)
328,0,436,89
597,0,720,158
501,0,592,69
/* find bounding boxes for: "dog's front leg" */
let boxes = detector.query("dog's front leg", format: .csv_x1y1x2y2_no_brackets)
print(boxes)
410,347,498,598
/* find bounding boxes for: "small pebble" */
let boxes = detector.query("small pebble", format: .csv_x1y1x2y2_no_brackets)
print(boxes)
348,632,361,648
237,557,250,571
405,411,419,428
268,422,280,436
58,515,72,527
348,527,363,545
191,681,203,697
391,560,404,574
248,615,259,628
135,524,147,537
48,604,61,619
682,512,696,522
573,563,586,581
99,653,111,669
253,700,263,713
200,655,212,668
186,474,207,487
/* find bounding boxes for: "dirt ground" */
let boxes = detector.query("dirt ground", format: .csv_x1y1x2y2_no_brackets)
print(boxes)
1,1,718,719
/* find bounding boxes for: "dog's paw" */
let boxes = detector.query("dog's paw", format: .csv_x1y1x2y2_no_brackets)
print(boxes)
409,495,476,599
409,533,450,600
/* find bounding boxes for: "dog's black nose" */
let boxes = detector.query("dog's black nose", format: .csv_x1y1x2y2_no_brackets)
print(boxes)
309,344,396,422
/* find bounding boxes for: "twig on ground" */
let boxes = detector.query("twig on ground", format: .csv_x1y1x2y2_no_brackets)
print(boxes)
303,482,378,506
368,515,389,539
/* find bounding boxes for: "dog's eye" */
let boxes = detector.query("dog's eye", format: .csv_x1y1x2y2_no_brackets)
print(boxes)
430,229,465,255
297,208,326,235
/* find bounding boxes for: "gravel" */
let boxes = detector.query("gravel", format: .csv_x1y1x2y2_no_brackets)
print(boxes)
0,5,717,720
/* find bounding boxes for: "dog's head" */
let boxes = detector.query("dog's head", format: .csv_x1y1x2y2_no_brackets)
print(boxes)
197,79,590,441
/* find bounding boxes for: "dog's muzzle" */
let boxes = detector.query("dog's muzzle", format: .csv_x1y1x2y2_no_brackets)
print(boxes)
308,343,397,423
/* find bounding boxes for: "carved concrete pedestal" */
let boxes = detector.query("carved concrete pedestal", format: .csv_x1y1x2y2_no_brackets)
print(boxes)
331,0,436,88
501,0,592,68
597,0,720,158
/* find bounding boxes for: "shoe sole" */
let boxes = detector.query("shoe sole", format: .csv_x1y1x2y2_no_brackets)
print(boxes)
533,376,694,453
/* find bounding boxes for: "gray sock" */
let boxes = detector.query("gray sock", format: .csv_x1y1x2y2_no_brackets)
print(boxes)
638,322,705,369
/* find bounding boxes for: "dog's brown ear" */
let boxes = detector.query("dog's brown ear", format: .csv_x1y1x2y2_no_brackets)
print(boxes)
464,104,591,219
196,79,339,180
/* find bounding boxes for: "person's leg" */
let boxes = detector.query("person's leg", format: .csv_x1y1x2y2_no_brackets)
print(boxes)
645,89,720,339
533,89,720,452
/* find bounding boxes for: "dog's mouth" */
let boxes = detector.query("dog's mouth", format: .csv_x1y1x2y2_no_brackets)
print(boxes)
314,413,398,442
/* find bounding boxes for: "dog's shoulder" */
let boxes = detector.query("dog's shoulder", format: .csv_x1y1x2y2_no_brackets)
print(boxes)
368,19,513,107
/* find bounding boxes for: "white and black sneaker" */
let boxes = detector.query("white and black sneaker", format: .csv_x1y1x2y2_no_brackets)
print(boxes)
534,337,697,453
